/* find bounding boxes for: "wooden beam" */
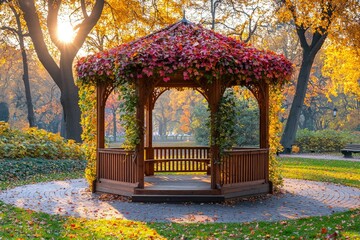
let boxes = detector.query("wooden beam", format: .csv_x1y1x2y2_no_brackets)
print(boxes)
259,83,269,149
258,83,270,183
95,84,107,191
207,79,225,189
136,79,145,188
96,85,106,149
145,89,154,175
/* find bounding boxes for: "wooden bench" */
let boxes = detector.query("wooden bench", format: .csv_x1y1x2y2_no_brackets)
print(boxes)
341,144,360,158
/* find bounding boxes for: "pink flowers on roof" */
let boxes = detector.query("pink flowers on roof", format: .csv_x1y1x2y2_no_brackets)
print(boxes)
76,20,293,86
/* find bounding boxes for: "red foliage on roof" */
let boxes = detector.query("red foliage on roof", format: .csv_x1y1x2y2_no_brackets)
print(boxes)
76,20,293,86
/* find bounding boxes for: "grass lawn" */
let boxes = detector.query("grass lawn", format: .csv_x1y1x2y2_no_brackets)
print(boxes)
0,157,359,239
279,157,360,188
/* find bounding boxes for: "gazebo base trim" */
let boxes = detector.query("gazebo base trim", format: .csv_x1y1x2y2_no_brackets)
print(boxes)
95,176,272,203
132,194,225,203
134,188,222,196
96,179,138,197
222,182,272,199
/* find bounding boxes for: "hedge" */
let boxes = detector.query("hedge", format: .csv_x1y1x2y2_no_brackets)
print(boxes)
295,129,360,153
0,158,86,181
0,122,84,160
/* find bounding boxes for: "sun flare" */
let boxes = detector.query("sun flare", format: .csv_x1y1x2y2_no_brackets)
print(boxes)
57,22,75,43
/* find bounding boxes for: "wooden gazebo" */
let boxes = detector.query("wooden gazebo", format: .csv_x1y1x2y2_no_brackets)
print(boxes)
76,19,292,202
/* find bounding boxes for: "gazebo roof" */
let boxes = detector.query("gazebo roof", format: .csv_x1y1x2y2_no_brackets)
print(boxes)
76,19,293,87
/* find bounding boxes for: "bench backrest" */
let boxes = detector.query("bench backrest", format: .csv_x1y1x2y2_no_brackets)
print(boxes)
343,144,360,150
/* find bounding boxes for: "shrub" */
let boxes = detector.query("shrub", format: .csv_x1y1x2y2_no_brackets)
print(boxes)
0,158,86,181
0,122,84,160
295,129,360,153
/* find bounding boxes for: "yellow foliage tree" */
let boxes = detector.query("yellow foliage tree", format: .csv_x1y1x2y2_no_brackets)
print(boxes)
323,44,360,99
277,0,359,152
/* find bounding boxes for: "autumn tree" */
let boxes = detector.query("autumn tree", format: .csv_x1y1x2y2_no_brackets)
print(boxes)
0,102,9,122
169,89,204,135
0,44,25,126
0,1,36,126
17,0,104,141
322,43,360,131
192,87,260,146
0,44,12,102
153,90,174,139
323,43,360,99
85,0,186,52
190,0,271,43
276,0,358,153
105,92,123,142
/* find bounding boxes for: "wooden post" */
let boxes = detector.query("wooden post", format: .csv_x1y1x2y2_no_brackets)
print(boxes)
95,85,106,192
145,92,154,176
208,79,224,189
136,80,145,188
96,85,106,148
259,84,269,149
259,83,270,182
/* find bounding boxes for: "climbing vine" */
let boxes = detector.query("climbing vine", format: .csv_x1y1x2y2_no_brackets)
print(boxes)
118,82,140,150
213,89,238,156
269,85,286,189
77,79,141,188
77,81,97,189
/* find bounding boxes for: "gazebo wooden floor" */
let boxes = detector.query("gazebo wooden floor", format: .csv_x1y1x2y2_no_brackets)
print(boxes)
133,174,225,202
144,174,211,190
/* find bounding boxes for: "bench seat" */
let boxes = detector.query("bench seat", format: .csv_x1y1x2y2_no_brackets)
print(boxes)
145,158,210,174
341,144,360,158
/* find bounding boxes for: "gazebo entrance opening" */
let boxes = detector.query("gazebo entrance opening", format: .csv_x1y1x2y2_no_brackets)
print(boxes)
144,88,210,179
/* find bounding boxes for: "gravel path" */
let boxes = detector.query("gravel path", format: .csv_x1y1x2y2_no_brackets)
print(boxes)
0,178,359,223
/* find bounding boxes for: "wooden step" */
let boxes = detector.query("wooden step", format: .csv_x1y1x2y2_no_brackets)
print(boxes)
134,188,221,195
132,194,225,203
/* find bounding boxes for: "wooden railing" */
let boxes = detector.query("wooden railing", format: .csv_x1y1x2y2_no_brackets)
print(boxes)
220,148,268,185
145,147,210,174
152,147,210,160
98,148,138,183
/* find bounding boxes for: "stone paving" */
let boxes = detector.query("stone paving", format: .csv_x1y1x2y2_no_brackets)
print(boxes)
0,178,359,223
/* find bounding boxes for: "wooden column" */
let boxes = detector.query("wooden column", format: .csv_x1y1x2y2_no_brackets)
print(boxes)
259,83,270,183
145,91,154,176
136,80,145,188
208,79,225,189
96,85,106,148
259,83,269,148
95,84,106,192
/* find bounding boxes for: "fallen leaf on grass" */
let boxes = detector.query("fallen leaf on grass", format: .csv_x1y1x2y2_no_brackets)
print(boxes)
326,231,338,239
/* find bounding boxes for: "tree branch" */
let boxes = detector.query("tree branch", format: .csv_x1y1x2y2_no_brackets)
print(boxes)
295,25,310,51
47,0,62,50
80,0,89,18
0,26,18,35
17,0,61,88
72,0,104,58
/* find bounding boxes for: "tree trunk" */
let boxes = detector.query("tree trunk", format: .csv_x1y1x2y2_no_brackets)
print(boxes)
18,0,104,142
59,54,82,142
280,52,315,153
279,0,332,153
10,4,36,127
20,40,36,127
